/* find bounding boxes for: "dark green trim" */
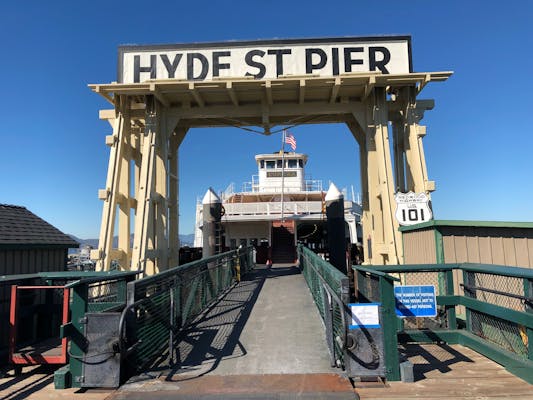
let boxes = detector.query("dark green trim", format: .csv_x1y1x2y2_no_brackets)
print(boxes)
399,219,533,232
434,228,444,264
379,275,400,381
461,263,533,279
458,331,533,384
523,278,533,361
353,266,400,281
445,270,457,330
436,295,460,306
69,284,88,388
459,296,533,329
54,365,71,389
371,263,457,273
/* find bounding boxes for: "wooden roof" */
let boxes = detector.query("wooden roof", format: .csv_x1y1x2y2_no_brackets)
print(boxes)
90,71,452,129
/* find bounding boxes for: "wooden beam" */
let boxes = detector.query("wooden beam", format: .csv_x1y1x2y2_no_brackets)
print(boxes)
94,85,115,105
168,101,364,120
226,81,239,106
363,76,376,100
417,73,431,94
150,83,170,108
299,79,306,104
329,77,341,103
99,109,115,120
265,81,273,105
188,83,205,107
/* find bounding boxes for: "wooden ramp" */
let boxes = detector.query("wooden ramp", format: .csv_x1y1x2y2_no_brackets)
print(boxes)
356,343,533,400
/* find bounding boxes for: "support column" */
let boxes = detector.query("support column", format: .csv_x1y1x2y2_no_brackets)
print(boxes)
168,126,188,266
400,87,435,194
130,97,180,274
94,96,131,271
131,96,158,274
349,89,402,265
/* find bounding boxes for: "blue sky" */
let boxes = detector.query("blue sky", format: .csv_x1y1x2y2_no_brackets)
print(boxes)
1,1,532,238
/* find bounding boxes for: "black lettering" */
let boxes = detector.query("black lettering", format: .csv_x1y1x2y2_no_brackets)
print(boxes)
134,54,156,83
332,47,339,76
267,49,291,76
305,48,327,73
187,53,209,80
344,47,363,72
213,51,231,77
160,54,182,78
369,46,391,73
245,50,266,79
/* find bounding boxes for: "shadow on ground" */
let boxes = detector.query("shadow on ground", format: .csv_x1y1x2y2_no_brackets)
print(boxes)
164,265,301,381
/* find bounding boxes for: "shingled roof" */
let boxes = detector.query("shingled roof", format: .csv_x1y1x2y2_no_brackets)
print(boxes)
0,204,79,248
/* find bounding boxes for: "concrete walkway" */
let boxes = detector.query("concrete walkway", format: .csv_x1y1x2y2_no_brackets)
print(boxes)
112,264,355,399
171,263,334,376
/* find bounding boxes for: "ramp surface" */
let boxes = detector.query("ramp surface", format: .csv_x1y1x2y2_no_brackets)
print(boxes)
112,264,356,398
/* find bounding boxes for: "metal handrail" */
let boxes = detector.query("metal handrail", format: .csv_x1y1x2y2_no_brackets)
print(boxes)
353,266,401,281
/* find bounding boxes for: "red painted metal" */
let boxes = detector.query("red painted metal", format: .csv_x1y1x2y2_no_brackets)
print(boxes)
9,285,70,366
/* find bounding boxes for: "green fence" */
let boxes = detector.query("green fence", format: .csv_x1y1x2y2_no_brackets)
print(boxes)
122,247,254,374
298,245,350,369
354,263,533,384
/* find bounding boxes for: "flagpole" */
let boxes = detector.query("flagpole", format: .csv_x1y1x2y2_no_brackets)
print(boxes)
281,129,286,222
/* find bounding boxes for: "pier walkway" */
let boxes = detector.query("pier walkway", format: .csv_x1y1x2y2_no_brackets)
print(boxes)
111,264,356,399
1,247,533,399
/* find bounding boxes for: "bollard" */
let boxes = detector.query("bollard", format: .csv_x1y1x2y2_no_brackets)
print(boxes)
202,188,222,258
325,182,346,274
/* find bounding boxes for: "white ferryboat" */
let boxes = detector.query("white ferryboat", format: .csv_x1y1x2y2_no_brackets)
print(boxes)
194,151,362,264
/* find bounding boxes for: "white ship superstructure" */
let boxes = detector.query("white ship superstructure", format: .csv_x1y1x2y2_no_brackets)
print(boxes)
194,151,362,263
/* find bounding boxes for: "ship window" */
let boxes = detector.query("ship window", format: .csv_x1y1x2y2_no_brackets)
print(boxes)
260,160,265,169
266,160,275,169
276,159,283,168
287,159,297,168
299,159,303,168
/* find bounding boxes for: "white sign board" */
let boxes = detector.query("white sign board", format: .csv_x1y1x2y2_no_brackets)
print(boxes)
349,303,380,329
394,192,433,226
118,36,412,83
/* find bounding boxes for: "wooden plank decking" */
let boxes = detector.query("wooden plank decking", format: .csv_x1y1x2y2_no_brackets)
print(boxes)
356,343,533,400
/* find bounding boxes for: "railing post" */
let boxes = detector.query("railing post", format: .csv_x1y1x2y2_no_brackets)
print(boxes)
69,282,89,388
379,275,400,381
462,268,475,333
446,268,457,330
524,277,533,361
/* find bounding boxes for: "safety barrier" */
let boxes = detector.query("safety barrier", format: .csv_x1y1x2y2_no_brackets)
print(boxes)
120,247,254,375
298,245,350,369
354,263,533,383
0,270,138,382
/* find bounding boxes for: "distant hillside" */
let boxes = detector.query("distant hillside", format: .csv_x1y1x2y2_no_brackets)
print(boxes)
69,233,195,250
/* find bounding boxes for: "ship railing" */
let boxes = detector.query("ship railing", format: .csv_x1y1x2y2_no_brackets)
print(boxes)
224,201,324,216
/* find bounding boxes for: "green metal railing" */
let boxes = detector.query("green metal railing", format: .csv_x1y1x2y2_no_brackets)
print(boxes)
60,271,139,388
121,246,254,374
298,245,350,368
354,263,533,384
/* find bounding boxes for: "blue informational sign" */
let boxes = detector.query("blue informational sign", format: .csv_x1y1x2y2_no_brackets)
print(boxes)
394,285,437,318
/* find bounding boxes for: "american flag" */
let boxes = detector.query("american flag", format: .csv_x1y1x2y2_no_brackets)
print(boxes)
284,131,297,151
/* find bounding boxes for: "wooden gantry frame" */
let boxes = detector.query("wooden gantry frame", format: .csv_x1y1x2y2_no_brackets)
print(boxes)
90,70,451,273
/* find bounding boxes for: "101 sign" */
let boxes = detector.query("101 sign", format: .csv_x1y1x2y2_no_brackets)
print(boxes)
394,192,433,226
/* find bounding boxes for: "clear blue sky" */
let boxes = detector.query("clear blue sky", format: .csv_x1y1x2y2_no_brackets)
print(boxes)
1,1,532,239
